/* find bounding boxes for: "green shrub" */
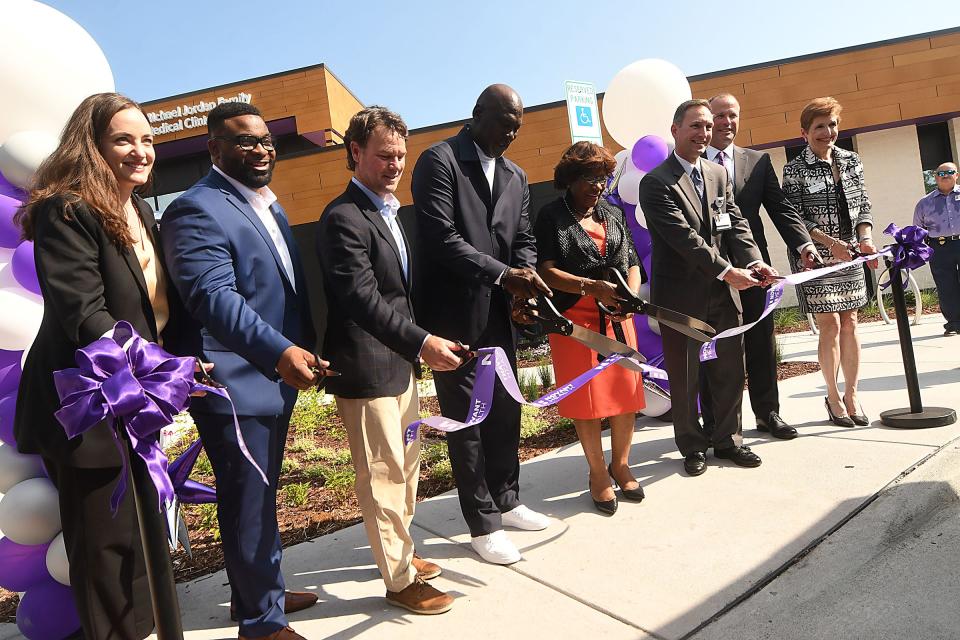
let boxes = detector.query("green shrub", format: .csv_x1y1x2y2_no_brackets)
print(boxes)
323,467,356,498
536,364,553,390
193,503,220,541
520,405,548,439
518,372,540,400
429,458,453,483
773,306,804,331
282,482,310,507
280,458,301,475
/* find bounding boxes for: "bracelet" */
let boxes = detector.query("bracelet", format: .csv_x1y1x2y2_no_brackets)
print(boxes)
858,236,872,243
580,278,588,296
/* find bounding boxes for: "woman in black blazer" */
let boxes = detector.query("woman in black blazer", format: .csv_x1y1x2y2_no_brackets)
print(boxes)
14,93,195,640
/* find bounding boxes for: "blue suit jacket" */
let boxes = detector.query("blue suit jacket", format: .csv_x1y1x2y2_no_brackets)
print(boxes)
160,169,315,417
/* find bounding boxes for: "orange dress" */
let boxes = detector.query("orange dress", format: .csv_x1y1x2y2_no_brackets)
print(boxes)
549,225,646,420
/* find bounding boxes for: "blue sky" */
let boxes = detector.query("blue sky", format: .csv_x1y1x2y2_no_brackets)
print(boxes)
42,1,958,130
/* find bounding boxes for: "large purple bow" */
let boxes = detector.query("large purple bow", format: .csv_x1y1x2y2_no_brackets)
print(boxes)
884,223,933,271
53,321,209,513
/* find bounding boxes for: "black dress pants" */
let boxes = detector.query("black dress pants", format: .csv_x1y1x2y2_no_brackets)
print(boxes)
700,281,778,431
661,282,745,456
44,453,163,640
433,298,521,537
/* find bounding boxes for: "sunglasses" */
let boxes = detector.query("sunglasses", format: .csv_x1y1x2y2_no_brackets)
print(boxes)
936,170,957,177
211,134,275,151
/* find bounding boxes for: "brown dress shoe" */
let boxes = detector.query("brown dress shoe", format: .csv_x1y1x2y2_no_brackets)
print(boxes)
230,590,318,621
386,577,454,615
412,553,441,580
238,626,306,640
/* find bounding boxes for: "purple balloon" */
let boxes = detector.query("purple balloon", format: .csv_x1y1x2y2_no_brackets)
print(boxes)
0,538,50,592
0,193,23,249
17,578,81,640
0,393,17,446
0,360,21,396
631,135,670,173
12,240,40,295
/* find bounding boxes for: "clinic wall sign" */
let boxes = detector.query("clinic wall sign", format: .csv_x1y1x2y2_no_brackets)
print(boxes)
146,91,253,135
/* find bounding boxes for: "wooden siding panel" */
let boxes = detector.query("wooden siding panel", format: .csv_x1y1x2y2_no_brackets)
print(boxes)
893,43,960,66
777,39,930,76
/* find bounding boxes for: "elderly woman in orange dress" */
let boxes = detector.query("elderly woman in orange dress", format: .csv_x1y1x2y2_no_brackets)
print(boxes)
534,142,645,515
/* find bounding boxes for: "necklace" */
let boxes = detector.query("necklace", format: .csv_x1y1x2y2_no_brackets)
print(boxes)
125,200,151,268
563,195,608,256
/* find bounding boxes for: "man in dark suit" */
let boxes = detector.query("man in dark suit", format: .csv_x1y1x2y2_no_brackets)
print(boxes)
639,99,777,477
161,103,319,640
698,93,821,441
316,106,460,614
411,85,552,565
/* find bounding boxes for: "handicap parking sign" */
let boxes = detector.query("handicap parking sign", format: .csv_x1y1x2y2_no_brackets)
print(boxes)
576,106,593,127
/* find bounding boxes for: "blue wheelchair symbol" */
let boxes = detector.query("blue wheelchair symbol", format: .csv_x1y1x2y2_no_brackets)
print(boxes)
576,106,593,127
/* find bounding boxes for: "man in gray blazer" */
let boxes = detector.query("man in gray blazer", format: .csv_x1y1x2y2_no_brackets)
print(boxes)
699,93,820,441
639,99,776,477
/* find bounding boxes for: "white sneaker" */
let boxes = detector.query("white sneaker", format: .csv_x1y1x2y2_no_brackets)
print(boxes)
470,530,521,565
501,504,550,531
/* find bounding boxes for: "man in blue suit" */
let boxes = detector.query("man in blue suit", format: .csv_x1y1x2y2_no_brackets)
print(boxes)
161,102,320,640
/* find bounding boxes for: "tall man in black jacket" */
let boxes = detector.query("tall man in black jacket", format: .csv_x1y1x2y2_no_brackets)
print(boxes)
317,107,461,614
412,85,552,565
699,94,820,441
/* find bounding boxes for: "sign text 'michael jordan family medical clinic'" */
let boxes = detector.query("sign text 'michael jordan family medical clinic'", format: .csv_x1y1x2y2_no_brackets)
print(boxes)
145,91,253,136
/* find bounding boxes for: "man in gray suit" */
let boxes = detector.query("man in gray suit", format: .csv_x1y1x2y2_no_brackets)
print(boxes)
699,93,820,442
639,99,776,477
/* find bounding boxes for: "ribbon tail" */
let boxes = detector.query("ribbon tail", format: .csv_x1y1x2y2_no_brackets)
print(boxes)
208,387,268,485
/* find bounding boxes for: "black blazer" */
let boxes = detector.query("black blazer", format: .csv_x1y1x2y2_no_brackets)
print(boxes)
638,155,761,318
411,126,537,345
724,146,810,262
14,195,194,466
316,181,428,399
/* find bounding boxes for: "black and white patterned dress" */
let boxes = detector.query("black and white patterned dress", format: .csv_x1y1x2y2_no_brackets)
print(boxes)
782,146,873,314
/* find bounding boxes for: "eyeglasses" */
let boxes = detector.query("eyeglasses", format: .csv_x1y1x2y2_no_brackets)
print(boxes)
580,175,610,186
936,170,957,177
211,134,275,151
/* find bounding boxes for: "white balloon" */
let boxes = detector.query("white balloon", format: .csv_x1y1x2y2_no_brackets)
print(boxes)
602,59,692,146
634,204,647,229
641,380,671,418
0,442,44,492
45,532,70,586
617,167,645,205
0,477,61,545
0,131,59,188
0,287,43,351
0,248,17,289
0,0,114,146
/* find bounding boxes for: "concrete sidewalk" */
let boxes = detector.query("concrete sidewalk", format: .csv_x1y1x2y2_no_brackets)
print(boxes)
3,315,958,640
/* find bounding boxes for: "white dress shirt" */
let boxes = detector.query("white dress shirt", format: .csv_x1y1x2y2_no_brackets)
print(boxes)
351,177,408,280
474,142,496,194
707,144,735,184
213,164,296,291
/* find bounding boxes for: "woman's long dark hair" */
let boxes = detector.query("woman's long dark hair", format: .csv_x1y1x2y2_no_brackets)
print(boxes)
15,92,153,246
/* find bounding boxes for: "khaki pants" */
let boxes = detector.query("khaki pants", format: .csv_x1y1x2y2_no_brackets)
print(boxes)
335,374,420,592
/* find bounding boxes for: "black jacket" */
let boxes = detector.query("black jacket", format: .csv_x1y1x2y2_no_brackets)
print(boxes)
411,126,537,345
316,181,428,398
15,195,195,466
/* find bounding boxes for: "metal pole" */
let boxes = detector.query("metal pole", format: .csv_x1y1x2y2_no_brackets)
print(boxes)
887,262,923,412
126,442,185,640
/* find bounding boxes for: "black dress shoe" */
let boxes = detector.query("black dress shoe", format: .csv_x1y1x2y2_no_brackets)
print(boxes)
683,452,707,476
608,463,645,501
757,412,798,440
588,474,617,515
713,445,762,467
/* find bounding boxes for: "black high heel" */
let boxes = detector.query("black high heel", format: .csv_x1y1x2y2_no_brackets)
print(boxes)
608,463,645,502
847,400,869,426
825,397,856,428
588,473,617,515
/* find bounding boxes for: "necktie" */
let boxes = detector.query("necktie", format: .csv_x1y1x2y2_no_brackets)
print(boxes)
691,167,705,198
715,151,726,168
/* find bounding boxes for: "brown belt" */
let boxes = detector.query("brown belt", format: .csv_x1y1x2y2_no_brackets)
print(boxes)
928,235,960,245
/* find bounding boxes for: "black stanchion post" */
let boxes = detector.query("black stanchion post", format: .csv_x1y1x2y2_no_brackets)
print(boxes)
879,257,956,428
126,444,185,640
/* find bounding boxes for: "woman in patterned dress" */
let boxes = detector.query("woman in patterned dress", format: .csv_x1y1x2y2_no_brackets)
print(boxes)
782,97,878,427
534,142,646,514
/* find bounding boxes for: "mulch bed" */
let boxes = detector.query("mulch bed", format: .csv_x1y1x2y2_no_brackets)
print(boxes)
0,350,836,624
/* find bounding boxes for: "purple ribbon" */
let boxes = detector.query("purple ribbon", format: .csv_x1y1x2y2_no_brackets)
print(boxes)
879,223,933,290
53,321,263,513
404,346,662,444
168,437,217,504
699,247,893,362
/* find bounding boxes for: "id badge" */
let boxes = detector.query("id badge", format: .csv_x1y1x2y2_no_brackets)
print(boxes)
714,212,732,231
